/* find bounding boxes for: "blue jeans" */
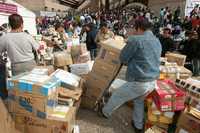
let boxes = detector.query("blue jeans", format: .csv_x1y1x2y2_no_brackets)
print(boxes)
192,58,200,76
90,49,98,60
102,80,155,129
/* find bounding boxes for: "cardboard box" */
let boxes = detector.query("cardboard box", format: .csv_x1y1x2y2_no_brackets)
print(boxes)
70,61,94,75
147,99,174,124
176,111,200,133
175,78,200,99
165,53,186,66
97,48,121,65
99,38,125,53
54,51,73,67
85,60,122,99
58,87,82,101
33,66,55,75
8,90,57,119
147,108,174,124
8,100,47,119
71,45,91,64
76,52,91,64
7,73,61,96
51,69,81,90
0,98,19,133
187,97,200,119
85,73,111,99
145,126,167,133
58,87,82,109
145,120,169,131
153,80,186,112
159,66,192,81
179,66,192,79
13,107,76,133
91,60,121,81
98,38,125,65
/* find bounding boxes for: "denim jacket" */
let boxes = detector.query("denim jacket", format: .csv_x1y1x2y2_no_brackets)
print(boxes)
120,31,162,82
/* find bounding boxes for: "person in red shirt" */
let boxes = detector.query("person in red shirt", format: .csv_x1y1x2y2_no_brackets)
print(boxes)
191,16,200,29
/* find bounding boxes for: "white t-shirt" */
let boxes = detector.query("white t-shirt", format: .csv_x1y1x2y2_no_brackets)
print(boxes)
0,32,39,63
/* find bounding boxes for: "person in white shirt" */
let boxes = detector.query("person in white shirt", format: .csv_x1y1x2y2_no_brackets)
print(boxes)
0,14,39,76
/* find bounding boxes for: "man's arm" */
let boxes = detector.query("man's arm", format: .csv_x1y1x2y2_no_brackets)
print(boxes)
0,36,6,53
120,37,138,64
29,35,40,51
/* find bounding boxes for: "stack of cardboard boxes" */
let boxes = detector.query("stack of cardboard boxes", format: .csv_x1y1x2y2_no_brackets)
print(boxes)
165,53,186,66
54,51,73,70
160,53,192,81
176,110,200,133
6,68,82,133
145,79,186,131
70,61,94,76
70,43,91,64
175,78,200,133
82,38,125,109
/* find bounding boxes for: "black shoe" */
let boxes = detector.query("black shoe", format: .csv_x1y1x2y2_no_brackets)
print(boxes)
97,101,109,119
131,121,144,133
97,108,109,119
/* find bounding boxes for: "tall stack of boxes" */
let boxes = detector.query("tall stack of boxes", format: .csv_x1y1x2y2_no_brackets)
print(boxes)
6,69,80,133
82,38,125,109
175,78,200,133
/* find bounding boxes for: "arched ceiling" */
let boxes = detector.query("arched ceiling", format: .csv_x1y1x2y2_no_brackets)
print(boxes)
58,0,86,8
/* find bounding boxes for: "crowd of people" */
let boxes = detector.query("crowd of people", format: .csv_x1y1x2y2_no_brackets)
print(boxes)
34,5,200,76
0,4,200,133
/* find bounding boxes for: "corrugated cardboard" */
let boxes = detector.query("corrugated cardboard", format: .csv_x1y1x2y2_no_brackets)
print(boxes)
159,66,192,81
145,126,167,133
71,45,91,64
75,52,91,64
97,48,121,65
70,61,94,75
91,60,121,81
8,100,47,119
98,38,125,65
153,80,186,112
99,38,125,53
54,51,73,67
7,73,61,96
165,53,186,66
13,107,76,133
0,98,19,133
187,96,200,119
85,61,122,100
8,90,57,119
147,99,174,124
51,69,81,90
176,110,200,133
33,66,55,75
175,78,200,99
58,87,82,101
85,73,111,99
145,120,169,131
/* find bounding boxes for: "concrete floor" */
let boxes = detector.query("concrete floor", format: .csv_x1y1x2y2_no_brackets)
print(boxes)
77,105,135,133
